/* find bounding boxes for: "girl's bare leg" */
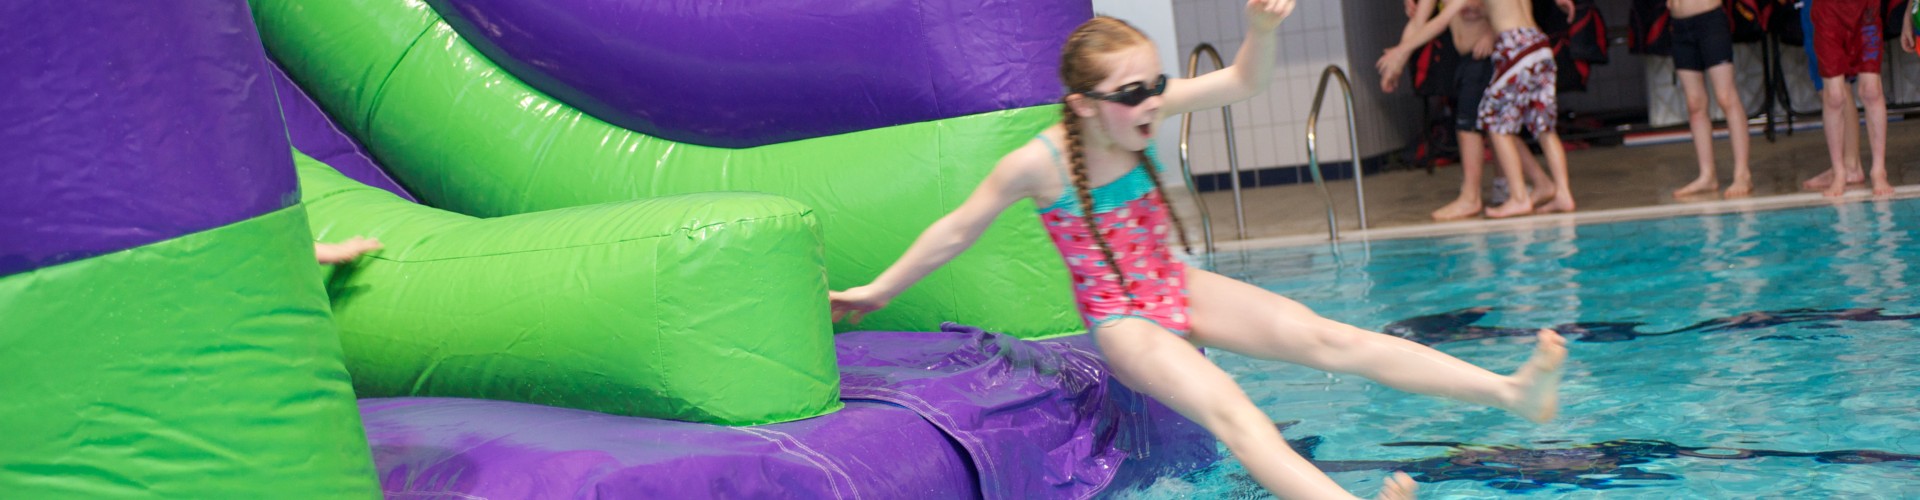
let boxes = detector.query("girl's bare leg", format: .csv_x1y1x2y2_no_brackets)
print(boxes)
1096,320,1415,499
1185,269,1567,422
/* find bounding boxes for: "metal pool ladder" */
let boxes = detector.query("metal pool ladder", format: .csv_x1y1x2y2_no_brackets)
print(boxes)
1306,65,1367,240
1176,43,1241,262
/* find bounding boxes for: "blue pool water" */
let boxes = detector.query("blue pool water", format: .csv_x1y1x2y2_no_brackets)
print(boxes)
1116,199,1920,498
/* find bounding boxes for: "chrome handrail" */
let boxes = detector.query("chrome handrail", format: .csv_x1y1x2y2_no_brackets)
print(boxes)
1305,65,1366,240
1177,43,1243,265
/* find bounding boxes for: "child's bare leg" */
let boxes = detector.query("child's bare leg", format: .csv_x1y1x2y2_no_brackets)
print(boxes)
1674,69,1720,198
1534,132,1575,213
1434,130,1487,221
1519,145,1556,207
1485,133,1534,218
1818,78,1855,197
1804,99,1866,191
1859,73,1892,196
1709,64,1753,197
1186,269,1568,423
1095,320,1411,499
1845,100,1864,182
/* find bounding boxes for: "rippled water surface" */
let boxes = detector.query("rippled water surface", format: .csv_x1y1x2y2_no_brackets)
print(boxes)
1115,199,1920,498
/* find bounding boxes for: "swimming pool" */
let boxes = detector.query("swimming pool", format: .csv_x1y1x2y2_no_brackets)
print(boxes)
1118,198,1920,498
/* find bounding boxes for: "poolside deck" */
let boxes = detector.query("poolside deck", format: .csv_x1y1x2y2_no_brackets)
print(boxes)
1168,118,1920,249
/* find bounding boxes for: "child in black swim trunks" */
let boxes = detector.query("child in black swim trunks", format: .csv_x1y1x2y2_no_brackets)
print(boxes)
1667,0,1755,200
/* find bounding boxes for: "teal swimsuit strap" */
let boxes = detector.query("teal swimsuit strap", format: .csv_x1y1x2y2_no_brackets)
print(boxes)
1034,135,1073,191
1034,135,1075,209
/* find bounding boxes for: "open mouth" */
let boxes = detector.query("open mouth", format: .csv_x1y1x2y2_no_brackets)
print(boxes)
1137,123,1152,137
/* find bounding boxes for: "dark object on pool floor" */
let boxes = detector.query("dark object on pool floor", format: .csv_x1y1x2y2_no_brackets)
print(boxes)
1213,422,1920,493
1380,307,1919,345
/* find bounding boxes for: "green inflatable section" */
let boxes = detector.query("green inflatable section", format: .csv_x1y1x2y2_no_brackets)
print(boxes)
298,152,842,425
0,206,379,498
250,0,1083,338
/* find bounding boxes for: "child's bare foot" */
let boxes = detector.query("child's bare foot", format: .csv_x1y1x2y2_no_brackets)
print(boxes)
1536,195,1575,214
1431,196,1482,221
1504,329,1566,423
1485,199,1533,219
1672,176,1718,199
1803,168,1865,191
1528,184,1557,208
1824,177,1850,198
1377,472,1417,500
1723,175,1752,199
1871,169,1894,197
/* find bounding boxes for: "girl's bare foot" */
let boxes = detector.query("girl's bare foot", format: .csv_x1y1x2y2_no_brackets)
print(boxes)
1485,199,1532,219
1504,329,1567,423
1871,169,1894,197
1376,472,1417,500
1672,176,1718,199
1723,175,1752,198
1431,196,1483,221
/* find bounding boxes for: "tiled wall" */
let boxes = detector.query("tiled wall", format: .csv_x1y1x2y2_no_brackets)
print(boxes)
1172,0,1407,181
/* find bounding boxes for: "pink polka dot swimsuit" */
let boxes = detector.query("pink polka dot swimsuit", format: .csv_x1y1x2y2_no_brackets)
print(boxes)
1034,136,1190,335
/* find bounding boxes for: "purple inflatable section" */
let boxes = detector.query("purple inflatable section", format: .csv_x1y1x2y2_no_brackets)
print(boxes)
268,63,416,202
359,325,1215,499
424,0,1089,148
0,1,296,277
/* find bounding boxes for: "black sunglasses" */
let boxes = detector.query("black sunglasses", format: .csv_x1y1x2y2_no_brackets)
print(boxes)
1081,74,1168,106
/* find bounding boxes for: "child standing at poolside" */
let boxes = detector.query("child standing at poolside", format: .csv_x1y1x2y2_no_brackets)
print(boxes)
1804,0,1893,197
1666,0,1756,199
830,2,1568,498
1379,0,1560,220
1466,0,1578,217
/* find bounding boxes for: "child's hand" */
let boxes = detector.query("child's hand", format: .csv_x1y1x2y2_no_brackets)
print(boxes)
316,236,383,264
1473,36,1495,59
1376,46,1409,93
1902,16,1914,54
829,285,891,325
1245,0,1295,34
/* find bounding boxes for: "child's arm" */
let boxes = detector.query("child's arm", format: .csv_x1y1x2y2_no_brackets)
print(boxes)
1377,0,1472,92
1158,0,1295,117
1902,2,1914,54
1405,0,1436,47
828,145,1050,324
1400,0,1441,48
316,237,382,264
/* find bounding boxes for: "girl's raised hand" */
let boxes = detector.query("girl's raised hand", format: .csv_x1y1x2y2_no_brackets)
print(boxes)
1245,0,1295,33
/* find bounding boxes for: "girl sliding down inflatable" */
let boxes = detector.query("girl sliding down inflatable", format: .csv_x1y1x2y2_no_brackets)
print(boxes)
831,1,1570,497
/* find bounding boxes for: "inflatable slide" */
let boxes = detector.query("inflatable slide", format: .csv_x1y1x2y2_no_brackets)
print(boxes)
2,0,1216,497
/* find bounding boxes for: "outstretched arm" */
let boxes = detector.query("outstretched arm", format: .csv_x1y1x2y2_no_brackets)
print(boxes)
829,145,1048,324
1378,0,1469,92
1158,0,1296,117
1400,0,1440,48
